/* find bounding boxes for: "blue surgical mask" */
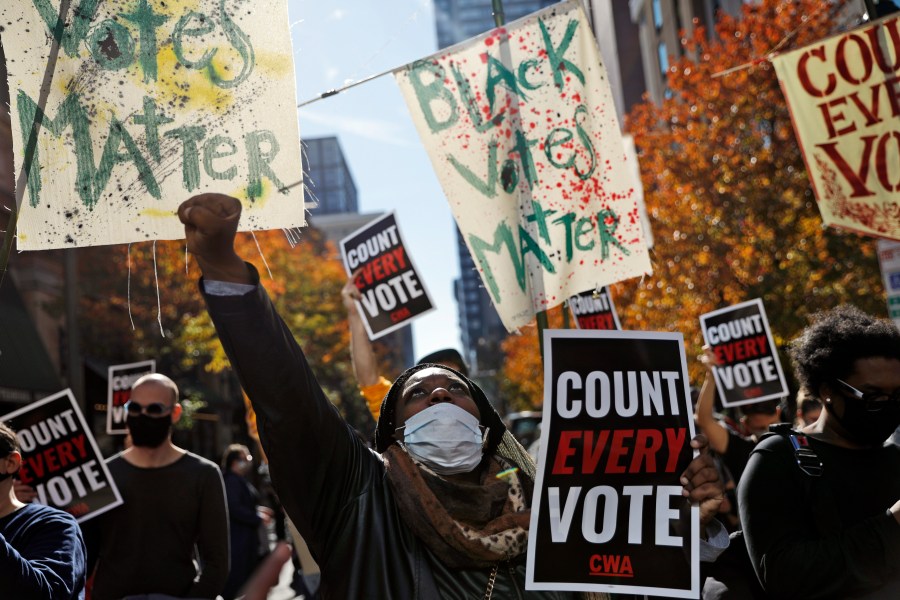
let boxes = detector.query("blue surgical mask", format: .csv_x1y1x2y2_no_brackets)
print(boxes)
399,403,485,475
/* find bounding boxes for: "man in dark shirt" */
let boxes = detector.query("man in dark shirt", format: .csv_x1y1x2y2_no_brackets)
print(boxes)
85,374,229,600
0,422,86,600
739,305,900,598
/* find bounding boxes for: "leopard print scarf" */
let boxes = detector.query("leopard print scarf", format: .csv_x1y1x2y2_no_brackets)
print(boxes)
383,445,531,569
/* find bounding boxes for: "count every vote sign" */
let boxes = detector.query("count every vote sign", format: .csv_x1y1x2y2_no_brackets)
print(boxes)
527,330,698,598
700,299,788,408
2,390,123,523
340,212,435,339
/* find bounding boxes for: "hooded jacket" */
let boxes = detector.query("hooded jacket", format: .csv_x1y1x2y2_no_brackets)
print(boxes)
201,269,573,599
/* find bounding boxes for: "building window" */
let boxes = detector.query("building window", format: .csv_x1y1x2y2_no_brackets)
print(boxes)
658,42,669,78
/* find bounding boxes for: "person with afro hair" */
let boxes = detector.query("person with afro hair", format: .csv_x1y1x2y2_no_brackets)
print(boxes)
739,305,900,598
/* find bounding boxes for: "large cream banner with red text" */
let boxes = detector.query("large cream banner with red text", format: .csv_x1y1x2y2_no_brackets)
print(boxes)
2,0,305,250
772,15,900,240
394,0,652,332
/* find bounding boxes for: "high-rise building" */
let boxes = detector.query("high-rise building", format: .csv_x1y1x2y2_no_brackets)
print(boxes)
586,1,647,124
626,0,898,107
628,0,746,105
302,136,359,215
434,0,559,48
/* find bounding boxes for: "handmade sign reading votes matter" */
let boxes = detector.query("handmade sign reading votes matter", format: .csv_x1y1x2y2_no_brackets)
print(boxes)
569,287,621,330
700,299,788,408
2,0,305,250
772,14,900,240
107,359,155,435
527,330,698,597
394,0,652,332
2,389,123,523
340,212,435,339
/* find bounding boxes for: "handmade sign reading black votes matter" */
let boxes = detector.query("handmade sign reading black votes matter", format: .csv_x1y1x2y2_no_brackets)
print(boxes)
394,0,652,333
2,390,123,523
106,359,155,435
527,330,698,598
700,298,788,408
340,212,435,339
2,0,304,250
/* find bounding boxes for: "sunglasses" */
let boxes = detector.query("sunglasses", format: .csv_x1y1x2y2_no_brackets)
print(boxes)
124,400,174,417
834,379,900,412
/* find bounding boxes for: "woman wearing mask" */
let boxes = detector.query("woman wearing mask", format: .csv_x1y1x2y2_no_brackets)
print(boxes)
179,193,726,599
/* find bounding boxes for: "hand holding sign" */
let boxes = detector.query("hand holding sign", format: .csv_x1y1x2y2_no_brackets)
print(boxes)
341,271,363,314
178,194,249,284
14,480,37,503
699,345,720,371
679,435,724,535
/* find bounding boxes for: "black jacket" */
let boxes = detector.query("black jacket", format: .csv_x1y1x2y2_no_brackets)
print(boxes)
202,274,572,599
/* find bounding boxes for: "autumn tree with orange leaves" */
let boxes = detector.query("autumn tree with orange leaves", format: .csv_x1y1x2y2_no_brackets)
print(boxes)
499,305,569,413
623,0,884,372
500,0,886,410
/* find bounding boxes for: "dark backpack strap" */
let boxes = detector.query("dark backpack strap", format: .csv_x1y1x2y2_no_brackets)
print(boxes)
762,423,824,477
762,423,838,536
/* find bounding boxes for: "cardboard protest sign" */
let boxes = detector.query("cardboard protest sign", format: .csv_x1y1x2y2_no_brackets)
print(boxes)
107,360,156,435
527,330,698,597
772,14,900,240
700,299,788,408
340,212,435,339
877,239,900,330
569,287,621,330
2,389,123,522
394,0,652,333
2,0,305,250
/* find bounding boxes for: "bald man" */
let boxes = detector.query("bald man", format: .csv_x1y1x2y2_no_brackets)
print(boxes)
85,374,229,600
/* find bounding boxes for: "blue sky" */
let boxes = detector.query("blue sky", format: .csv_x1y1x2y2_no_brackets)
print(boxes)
288,0,467,359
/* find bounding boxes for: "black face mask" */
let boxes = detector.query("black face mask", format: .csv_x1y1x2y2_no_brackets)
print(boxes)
828,399,900,446
127,414,172,448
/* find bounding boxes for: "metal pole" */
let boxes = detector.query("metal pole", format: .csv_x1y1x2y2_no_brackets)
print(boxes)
863,0,879,20
492,0,505,27
487,0,552,364
64,250,85,410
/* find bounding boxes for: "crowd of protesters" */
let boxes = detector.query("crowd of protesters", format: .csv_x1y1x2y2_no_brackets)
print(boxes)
1,192,900,600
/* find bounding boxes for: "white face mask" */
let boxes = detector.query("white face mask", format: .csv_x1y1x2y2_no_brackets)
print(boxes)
399,403,485,475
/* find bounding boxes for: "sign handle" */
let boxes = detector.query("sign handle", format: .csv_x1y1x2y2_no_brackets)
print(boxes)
491,0,505,27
